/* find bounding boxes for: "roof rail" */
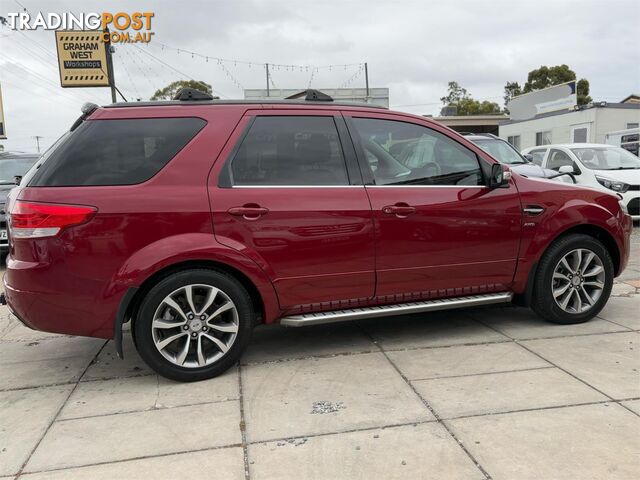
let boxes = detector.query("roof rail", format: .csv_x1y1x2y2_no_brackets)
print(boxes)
285,89,333,102
173,88,214,101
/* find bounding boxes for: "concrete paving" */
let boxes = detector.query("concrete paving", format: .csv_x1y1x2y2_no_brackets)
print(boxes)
1,232,638,479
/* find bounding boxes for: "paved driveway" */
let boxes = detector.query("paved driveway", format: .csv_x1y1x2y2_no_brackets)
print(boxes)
1,230,638,479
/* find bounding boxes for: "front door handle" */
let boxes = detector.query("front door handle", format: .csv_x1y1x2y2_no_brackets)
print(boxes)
228,205,269,220
382,204,416,217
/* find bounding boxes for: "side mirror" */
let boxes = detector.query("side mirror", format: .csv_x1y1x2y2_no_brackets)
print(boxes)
489,163,511,188
558,165,576,175
523,153,534,163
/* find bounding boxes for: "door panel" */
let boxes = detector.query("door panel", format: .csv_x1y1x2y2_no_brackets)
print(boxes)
209,111,375,309
345,112,522,298
366,185,522,296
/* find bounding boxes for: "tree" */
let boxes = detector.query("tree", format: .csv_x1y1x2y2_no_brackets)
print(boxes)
150,80,214,100
440,81,501,116
440,81,468,106
503,81,522,109
522,65,592,105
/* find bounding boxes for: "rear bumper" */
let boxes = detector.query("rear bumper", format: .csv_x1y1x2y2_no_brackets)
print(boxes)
3,257,116,339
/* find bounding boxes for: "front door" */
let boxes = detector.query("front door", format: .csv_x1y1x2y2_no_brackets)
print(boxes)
209,111,375,309
345,113,522,299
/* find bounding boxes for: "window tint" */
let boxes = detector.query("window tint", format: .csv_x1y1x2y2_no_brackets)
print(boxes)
528,149,546,166
29,118,206,187
547,149,574,171
351,118,482,186
228,116,349,186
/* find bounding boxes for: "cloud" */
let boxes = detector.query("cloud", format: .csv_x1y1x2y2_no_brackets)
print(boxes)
1,0,638,152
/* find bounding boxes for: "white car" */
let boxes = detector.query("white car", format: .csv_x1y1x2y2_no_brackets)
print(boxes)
522,143,640,220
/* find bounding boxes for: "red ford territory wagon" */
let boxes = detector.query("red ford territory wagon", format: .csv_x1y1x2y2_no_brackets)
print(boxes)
2,89,632,381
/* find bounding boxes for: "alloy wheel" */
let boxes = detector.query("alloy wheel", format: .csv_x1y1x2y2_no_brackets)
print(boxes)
151,284,239,368
552,248,606,314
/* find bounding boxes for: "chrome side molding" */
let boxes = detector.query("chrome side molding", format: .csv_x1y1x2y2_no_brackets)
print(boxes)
280,292,513,327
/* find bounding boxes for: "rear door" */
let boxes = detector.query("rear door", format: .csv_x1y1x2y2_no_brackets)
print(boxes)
209,110,375,310
344,112,522,298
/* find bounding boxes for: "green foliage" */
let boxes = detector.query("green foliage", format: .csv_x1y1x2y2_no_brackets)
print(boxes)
440,81,468,106
440,81,501,116
522,65,591,105
503,81,522,109
150,80,213,100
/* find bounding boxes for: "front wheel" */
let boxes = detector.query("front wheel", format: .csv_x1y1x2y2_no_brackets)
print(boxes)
531,234,614,324
134,269,255,382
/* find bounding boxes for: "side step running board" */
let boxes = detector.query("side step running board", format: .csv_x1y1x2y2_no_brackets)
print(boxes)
280,292,513,327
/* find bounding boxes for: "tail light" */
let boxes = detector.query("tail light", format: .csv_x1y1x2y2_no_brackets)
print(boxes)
9,201,97,239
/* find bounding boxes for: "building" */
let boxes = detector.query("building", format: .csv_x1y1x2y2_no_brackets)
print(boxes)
499,102,640,150
244,88,389,108
428,114,508,135
621,94,640,104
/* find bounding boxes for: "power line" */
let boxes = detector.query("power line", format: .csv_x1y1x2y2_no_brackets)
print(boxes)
153,41,363,71
115,53,141,100
133,44,230,99
121,47,157,93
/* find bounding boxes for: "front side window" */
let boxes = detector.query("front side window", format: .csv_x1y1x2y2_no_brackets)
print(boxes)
536,131,552,146
547,149,575,171
228,116,349,186
29,118,206,186
351,117,483,186
571,147,640,170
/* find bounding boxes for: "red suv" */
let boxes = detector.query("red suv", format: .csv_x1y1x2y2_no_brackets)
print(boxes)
2,89,632,381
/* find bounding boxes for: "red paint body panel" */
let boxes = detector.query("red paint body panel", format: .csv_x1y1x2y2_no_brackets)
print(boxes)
2,102,632,341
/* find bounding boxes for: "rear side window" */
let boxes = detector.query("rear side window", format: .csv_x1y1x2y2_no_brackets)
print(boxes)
29,118,206,186
224,116,349,186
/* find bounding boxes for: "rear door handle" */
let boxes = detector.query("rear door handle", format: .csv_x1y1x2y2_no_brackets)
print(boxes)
382,204,416,217
227,205,269,219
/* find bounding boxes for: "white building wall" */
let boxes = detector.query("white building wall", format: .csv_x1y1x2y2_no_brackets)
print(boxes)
499,107,640,150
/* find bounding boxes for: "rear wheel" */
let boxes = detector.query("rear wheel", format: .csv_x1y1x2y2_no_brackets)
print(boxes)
531,234,614,324
134,269,254,381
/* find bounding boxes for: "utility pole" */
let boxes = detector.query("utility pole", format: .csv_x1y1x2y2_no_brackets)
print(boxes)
104,28,117,103
33,136,42,153
265,63,270,97
364,62,369,102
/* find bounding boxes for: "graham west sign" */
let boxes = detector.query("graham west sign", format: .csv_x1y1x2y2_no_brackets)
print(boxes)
55,30,110,87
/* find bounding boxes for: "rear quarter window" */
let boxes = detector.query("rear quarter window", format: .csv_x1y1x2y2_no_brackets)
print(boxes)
28,117,206,186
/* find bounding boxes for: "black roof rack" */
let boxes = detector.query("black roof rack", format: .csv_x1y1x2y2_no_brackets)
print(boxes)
285,89,333,102
104,99,387,109
173,88,214,101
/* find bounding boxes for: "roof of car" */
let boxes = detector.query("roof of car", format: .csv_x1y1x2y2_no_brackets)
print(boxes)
103,99,387,110
523,143,618,150
0,152,40,159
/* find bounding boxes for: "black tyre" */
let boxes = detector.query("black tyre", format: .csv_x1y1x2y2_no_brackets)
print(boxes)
134,269,254,382
531,234,614,324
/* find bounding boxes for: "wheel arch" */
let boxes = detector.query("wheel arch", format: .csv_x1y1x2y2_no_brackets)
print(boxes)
114,258,274,359
548,224,621,276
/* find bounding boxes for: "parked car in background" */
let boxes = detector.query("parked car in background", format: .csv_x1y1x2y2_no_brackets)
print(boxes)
522,144,640,220
0,152,40,254
1,91,632,382
462,134,572,183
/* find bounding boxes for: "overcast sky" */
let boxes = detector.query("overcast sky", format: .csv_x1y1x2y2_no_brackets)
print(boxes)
1,0,639,152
